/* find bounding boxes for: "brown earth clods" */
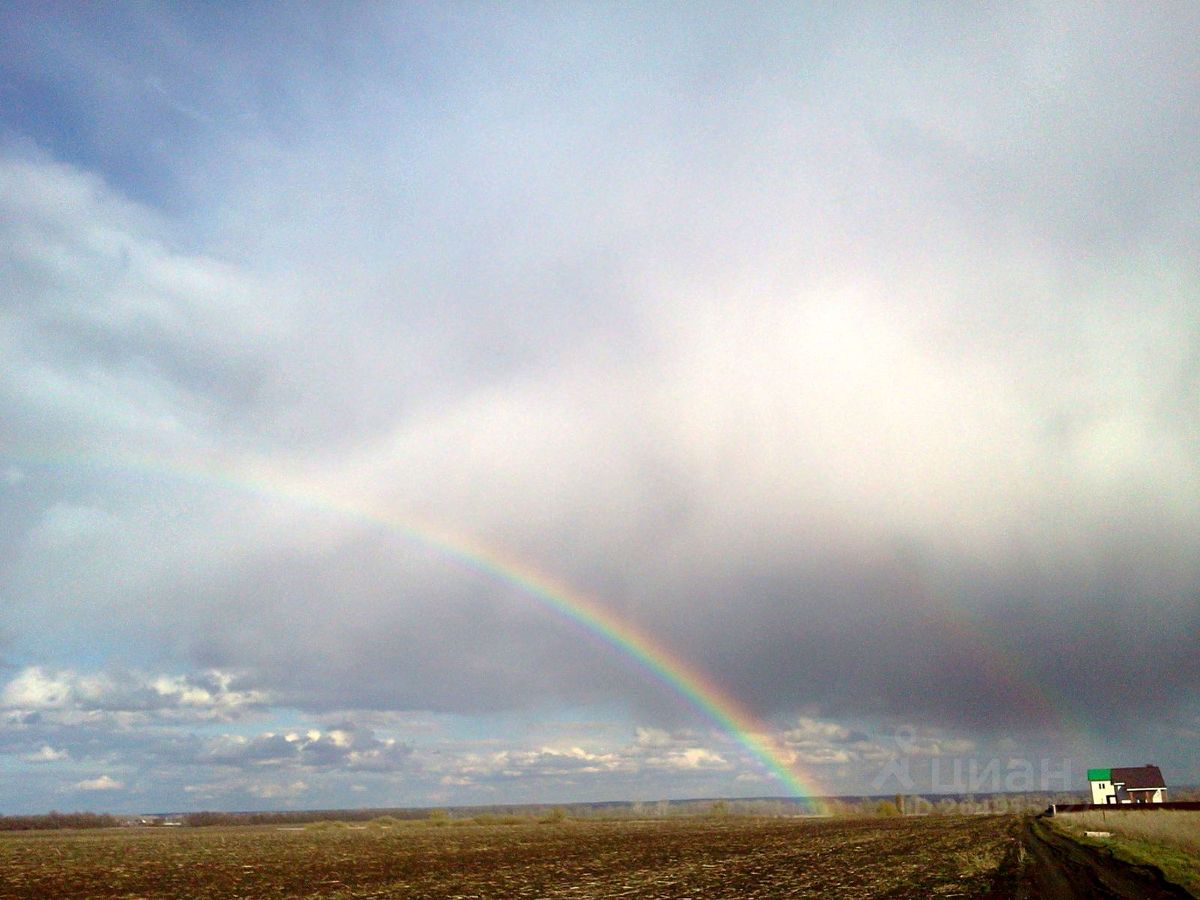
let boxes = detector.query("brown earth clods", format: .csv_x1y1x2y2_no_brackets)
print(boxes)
0,815,1023,899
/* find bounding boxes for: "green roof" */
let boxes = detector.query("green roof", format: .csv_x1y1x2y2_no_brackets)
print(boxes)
1087,768,1111,781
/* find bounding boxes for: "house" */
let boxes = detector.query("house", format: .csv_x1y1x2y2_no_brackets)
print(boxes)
1087,765,1166,804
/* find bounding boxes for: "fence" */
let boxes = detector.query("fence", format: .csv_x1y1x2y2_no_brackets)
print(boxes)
1049,801,1200,815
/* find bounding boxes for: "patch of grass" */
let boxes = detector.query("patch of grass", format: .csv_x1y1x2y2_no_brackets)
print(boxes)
949,846,1005,878
303,819,351,830
367,816,401,828
470,814,529,826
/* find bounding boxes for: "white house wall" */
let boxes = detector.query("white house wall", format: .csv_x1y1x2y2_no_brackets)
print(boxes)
1087,782,1165,804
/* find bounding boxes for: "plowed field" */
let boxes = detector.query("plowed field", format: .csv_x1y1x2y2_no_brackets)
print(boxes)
0,815,1021,898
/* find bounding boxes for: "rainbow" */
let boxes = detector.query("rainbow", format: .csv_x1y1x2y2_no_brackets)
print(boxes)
396,521,826,805
3,449,830,809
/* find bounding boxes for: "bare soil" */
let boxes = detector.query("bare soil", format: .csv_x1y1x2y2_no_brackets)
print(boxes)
0,815,1021,898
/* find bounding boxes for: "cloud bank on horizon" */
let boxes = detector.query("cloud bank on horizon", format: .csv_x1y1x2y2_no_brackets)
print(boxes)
1,3,1198,812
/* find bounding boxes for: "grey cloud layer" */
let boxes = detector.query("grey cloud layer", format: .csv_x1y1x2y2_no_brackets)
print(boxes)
2,4,1199,806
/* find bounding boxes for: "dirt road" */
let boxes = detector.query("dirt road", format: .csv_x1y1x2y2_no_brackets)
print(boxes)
1017,817,1193,899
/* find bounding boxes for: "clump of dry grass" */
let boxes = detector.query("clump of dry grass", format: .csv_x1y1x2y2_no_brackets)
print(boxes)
367,816,401,828
303,819,351,830
949,846,1004,878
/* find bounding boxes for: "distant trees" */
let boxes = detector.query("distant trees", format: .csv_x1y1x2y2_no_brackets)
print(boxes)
0,811,120,831
183,809,428,827
0,791,1069,832
907,795,934,815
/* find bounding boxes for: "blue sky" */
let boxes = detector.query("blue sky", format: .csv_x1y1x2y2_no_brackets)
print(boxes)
1,3,1198,814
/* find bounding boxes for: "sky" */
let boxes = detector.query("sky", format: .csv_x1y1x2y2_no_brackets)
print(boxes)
1,2,1198,815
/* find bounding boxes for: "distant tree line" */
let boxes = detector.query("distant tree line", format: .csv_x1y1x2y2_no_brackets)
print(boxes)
182,808,432,827
180,794,1080,827
0,811,121,831
14,788,1192,831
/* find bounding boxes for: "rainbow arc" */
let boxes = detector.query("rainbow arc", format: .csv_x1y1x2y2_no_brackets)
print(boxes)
5,449,831,809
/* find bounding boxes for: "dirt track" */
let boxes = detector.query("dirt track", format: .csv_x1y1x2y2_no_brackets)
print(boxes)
1017,817,1193,899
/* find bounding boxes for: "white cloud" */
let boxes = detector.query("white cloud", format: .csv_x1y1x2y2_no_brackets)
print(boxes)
791,748,853,766
634,727,676,749
671,748,727,770
784,718,854,746
24,745,69,762
2,668,73,709
149,672,269,717
249,780,308,800
463,746,625,780
74,775,123,791
0,667,268,721
199,726,410,772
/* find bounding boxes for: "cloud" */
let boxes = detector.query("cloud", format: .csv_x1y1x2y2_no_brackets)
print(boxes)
443,732,738,790
784,718,855,746
0,155,285,448
248,780,308,800
0,667,268,721
200,726,412,772
24,744,68,762
633,727,676,749
663,748,728,771
2,668,73,710
73,775,123,791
